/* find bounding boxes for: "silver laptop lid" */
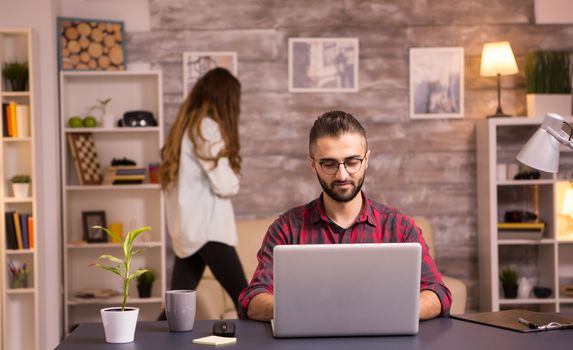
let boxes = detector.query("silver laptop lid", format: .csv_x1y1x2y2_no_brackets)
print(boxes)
273,243,421,337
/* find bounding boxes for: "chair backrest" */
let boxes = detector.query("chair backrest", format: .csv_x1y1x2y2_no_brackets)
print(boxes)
412,216,435,259
236,217,276,279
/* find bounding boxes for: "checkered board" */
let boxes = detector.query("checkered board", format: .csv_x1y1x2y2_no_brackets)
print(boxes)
67,132,103,185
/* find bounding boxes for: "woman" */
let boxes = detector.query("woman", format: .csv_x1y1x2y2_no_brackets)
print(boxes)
160,67,247,314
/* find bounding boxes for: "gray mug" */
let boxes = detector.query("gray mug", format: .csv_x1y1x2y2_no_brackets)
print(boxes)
165,290,196,332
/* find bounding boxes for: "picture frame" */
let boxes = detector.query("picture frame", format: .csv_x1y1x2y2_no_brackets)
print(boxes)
409,47,464,119
57,17,127,71
288,37,359,93
182,51,238,98
82,211,108,243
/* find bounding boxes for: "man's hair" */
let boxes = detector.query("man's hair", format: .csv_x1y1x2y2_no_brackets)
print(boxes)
309,111,367,154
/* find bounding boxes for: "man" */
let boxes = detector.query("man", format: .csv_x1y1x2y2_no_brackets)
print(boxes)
238,111,452,321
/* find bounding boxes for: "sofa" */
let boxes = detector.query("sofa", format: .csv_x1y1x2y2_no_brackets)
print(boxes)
195,216,467,320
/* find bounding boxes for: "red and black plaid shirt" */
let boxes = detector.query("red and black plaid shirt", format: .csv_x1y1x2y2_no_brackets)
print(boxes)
238,192,452,319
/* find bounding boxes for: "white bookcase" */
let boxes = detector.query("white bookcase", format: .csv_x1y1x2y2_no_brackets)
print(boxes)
0,28,39,350
477,117,573,313
59,71,165,333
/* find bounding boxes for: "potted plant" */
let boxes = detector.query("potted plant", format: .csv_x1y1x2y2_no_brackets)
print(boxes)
524,50,572,117
89,98,114,128
2,61,29,91
499,267,519,299
10,174,31,198
136,269,156,298
91,225,152,343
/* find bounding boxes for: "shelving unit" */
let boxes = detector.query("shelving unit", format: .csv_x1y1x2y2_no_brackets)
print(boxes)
0,28,39,350
477,117,573,313
59,71,165,333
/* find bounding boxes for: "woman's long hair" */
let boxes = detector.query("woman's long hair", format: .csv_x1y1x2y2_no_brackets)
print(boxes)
160,67,241,190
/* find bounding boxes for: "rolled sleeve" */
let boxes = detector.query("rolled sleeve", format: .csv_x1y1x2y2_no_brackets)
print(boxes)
238,218,287,319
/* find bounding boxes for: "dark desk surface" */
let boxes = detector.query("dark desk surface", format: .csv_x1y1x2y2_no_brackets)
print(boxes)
56,317,572,350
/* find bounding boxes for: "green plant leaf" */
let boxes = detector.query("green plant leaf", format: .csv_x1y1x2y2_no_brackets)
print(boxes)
96,254,124,265
92,225,122,244
92,264,122,277
127,269,150,284
131,247,147,257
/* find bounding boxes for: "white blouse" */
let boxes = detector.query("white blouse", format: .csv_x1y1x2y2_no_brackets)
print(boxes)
165,117,240,258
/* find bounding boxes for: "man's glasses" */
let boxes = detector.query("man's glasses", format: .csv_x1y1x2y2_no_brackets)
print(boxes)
315,155,366,175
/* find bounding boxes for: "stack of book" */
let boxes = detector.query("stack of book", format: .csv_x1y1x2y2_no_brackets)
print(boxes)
2,101,30,138
103,166,146,185
497,222,544,240
4,211,34,250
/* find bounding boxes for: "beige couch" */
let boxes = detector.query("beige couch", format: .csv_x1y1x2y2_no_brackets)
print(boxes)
195,216,466,320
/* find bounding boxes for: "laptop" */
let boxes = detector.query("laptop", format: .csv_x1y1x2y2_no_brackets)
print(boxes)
272,243,421,337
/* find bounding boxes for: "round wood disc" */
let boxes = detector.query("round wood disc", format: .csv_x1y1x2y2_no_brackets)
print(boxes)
70,54,80,65
109,46,124,65
98,55,111,69
80,51,91,63
65,27,79,40
88,42,103,58
91,29,104,43
103,35,116,48
77,22,91,36
67,40,81,54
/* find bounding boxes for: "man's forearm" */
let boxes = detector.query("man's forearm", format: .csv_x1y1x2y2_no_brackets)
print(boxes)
419,290,442,320
246,292,274,321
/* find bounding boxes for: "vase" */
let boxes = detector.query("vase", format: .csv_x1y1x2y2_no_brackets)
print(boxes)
12,183,29,198
9,79,27,92
503,283,518,299
100,307,139,343
526,94,572,118
137,283,152,298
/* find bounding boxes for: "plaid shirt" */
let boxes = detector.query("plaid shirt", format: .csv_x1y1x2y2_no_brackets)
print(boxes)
238,192,452,319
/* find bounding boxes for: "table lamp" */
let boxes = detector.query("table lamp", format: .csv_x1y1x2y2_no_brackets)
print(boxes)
480,41,519,118
516,113,572,173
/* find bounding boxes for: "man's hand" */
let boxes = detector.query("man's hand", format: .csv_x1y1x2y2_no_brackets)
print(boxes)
419,290,442,320
247,293,274,321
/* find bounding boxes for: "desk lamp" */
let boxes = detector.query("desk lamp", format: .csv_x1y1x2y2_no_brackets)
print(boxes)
480,41,519,118
516,113,572,173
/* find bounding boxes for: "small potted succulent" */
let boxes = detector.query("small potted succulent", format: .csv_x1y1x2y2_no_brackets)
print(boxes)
10,174,31,198
136,269,156,298
2,61,29,91
91,225,152,343
499,267,519,299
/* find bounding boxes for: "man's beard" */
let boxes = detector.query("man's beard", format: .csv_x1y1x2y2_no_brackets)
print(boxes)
317,173,365,203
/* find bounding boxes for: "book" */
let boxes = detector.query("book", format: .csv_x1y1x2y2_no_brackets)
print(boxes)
20,213,29,249
9,101,17,137
497,222,545,230
2,103,8,137
15,104,30,137
13,212,23,250
5,211,17,249
497,222,544,240
28,216,34,249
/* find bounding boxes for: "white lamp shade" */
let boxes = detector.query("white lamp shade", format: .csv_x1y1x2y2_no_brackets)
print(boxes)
480,41,519,77
516,127,561,173
562,188,573,217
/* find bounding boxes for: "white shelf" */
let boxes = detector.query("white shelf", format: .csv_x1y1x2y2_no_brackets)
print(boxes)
1,91,30,97
497,179,554,186
2,137,31,142
66,242,162,249
498,238,555,245
66,184,160,191
6,288,35,295
5,249,34,255
64,127,160,133
60,70,166,332
67,297,163,306
4,196,33,203
499,298,557,305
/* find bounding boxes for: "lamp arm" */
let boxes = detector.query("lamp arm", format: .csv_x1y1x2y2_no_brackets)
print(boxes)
545,126,573,150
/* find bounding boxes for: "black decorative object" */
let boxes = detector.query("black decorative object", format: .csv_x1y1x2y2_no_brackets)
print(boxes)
504,210,538,223
533,286,552,298
119,110,157,127
111,158,136,166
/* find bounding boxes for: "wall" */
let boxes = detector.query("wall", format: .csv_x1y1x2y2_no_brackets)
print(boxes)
0,0,61,348
122,0,573,311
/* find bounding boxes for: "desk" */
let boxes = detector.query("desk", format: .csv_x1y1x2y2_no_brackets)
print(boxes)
56,318,571,350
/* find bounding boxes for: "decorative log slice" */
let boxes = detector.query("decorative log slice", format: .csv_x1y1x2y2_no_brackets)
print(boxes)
88,42,103,58
90,28,104,43
77,22,91,36
65,27,79,40
67,40,81,54
109,46,124,65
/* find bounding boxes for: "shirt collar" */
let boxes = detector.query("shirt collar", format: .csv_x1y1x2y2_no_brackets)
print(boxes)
311,191,376,227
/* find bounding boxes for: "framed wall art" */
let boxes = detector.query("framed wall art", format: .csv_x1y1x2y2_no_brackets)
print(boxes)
182,51,238,98
409,47,464,119
82,211,107,243
289,37,359,93
57,17,126,71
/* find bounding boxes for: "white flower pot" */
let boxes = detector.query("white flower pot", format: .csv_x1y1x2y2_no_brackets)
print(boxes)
526,94,572,118
103,114,116,128
12,183,29,198
100,307,139,343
